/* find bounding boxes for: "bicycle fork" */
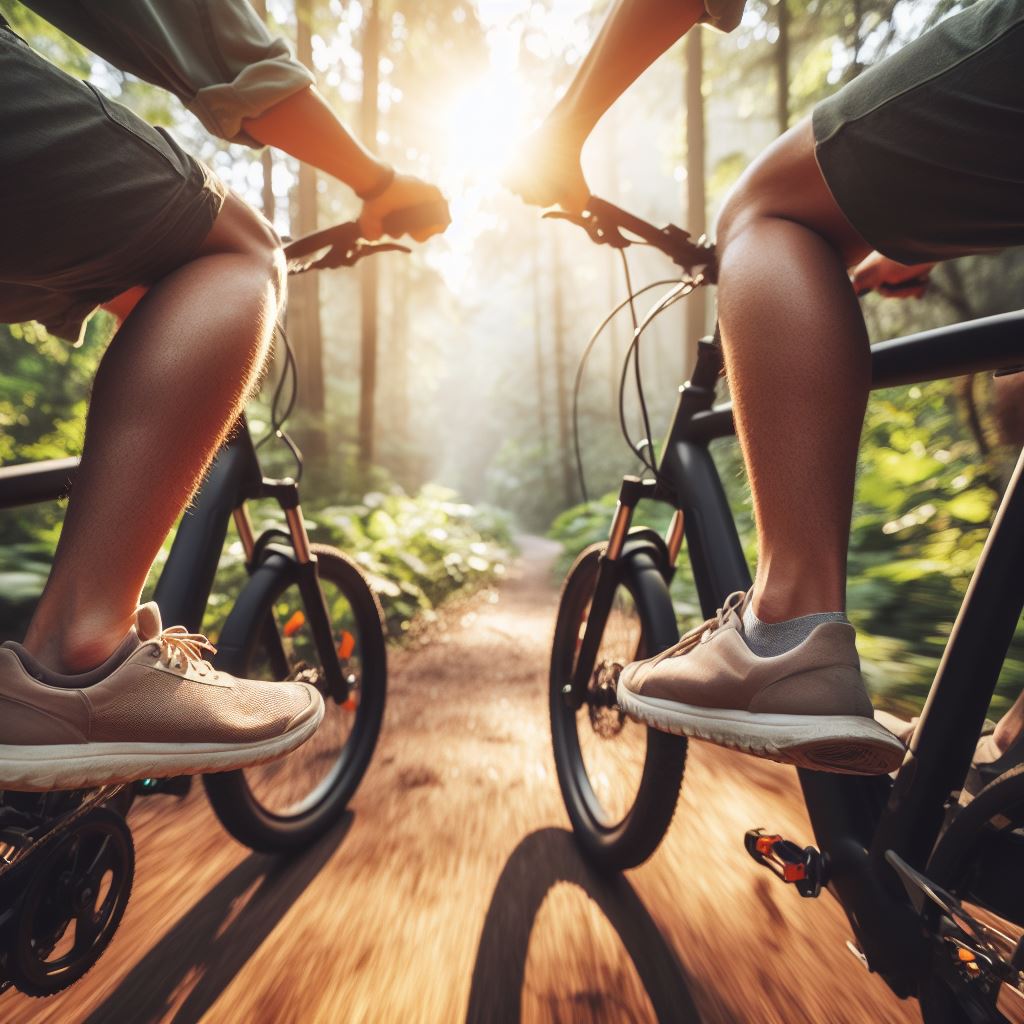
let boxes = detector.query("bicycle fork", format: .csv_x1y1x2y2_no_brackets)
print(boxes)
234,480,349,703
563,477,685,710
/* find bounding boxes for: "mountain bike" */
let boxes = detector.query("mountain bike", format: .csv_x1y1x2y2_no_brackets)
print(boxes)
545,196,1024,1021
0,204,438,996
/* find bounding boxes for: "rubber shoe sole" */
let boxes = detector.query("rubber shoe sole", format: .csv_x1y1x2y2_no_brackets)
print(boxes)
0,691,324,792
618,684,905,776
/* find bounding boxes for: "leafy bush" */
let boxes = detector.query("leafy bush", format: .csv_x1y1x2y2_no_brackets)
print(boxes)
303,486,514,636
1,483,513,647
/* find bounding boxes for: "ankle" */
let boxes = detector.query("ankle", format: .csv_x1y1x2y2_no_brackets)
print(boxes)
24,615,134,675
742,604,847,658
751,577,845,623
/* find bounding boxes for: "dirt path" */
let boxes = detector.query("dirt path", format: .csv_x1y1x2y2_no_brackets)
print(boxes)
5,537,921,1023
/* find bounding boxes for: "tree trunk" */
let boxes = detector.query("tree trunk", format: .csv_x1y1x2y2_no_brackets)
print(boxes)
357,0,381,471
775,0,790,135
684,30,706,375
288,0,325,433
551,230,575,508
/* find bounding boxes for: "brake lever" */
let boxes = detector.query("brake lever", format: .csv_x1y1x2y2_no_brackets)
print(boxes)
348,241,411,263
288,240,411,275
543,209,630,249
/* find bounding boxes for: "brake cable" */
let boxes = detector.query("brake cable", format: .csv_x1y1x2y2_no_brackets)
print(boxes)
618,276,696,496
252,321,303,481
571,275,680,502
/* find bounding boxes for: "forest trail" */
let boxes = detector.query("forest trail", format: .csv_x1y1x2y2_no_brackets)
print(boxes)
6,537,921,1024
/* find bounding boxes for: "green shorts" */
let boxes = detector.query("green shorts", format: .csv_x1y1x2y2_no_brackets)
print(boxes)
813,0,1024,264
0,17,226,344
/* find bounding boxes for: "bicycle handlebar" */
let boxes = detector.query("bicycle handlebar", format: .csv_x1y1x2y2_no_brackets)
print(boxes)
284,199,449,275
544,196,718,280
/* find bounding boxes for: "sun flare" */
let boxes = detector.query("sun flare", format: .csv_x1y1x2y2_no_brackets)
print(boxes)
441,69,530,188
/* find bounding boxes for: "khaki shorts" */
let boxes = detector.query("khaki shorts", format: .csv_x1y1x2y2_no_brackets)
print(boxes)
0,17,225,343
813,0,1024,264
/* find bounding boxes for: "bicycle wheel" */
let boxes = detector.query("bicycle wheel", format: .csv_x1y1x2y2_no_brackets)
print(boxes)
204,543,386,852
918,763,1024,1023
550,542,687,871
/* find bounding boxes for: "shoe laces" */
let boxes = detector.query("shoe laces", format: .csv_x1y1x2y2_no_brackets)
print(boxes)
151,625,218,677
652,590,748,665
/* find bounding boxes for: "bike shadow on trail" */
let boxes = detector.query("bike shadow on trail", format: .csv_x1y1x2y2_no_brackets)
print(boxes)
466,827,704,1024
82,812,353,1024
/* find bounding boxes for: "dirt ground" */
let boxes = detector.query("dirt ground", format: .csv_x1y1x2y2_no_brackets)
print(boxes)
5,536,922,1024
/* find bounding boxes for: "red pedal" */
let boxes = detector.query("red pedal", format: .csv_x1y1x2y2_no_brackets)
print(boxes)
744,828,825,898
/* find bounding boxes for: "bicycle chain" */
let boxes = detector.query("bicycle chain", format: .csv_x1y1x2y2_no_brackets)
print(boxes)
0,785,125,882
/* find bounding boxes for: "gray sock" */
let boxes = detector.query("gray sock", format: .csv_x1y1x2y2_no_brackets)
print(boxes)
741,605,847,658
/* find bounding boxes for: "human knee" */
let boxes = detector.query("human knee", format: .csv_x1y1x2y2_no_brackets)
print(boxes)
715,174,764,257
200,193,286,306
715,119,868,266
715,132,801,255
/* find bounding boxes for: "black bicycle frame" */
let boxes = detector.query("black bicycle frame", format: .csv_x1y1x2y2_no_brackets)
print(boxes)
568,307,1024,993
0,419,348,700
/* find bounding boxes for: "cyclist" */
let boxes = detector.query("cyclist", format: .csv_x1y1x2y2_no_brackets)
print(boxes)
512,0,1024,774
0,2,449,791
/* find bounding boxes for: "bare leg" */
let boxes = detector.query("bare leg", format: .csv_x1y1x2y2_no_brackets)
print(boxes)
715,119,872,623
993,698,1024,753
23,195,284,672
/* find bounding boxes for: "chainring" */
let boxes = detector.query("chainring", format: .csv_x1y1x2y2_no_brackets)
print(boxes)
7,805,134,998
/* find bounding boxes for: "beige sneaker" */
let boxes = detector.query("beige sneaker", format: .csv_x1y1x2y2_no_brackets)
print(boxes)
617,592,905,776
0,603,323,791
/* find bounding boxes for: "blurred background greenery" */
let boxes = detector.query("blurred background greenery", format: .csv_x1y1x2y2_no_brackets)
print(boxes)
1,0,1022,718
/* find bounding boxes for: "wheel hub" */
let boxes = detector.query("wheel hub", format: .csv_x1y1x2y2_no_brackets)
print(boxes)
587,661,627,739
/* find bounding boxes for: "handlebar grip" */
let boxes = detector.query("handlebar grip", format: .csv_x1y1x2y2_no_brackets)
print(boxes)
381,199,450,238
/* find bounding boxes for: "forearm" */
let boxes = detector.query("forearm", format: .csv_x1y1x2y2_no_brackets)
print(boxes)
242,85,388,195
552,0,706,142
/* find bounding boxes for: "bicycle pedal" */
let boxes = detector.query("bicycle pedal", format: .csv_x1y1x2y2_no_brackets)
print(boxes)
134,775,193,799
744,828,827,898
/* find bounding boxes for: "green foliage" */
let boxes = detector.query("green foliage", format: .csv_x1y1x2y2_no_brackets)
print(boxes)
0,316,114,636
846,376,1024,716
194,484,513,641
305,486,513,636
2,481,513,645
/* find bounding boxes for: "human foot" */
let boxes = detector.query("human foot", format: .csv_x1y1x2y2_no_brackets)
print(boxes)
617,591,905,775
0,603,323,791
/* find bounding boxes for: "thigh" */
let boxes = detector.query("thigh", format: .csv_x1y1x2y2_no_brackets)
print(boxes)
717,119,873,268
813,0,1024,264
0,21,225,341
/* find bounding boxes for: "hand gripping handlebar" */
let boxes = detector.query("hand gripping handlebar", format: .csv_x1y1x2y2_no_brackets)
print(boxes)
284,199,450,275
